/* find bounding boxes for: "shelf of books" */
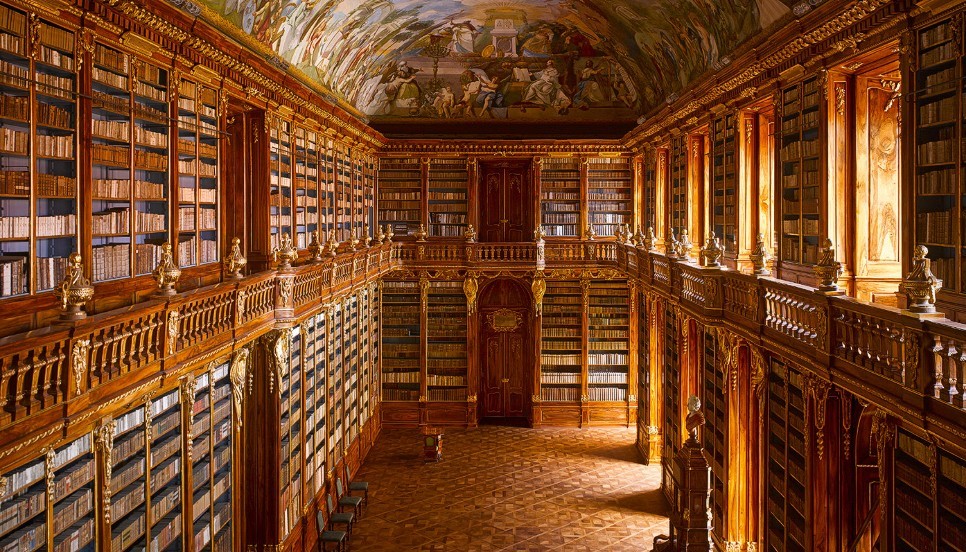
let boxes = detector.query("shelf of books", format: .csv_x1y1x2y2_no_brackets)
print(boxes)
303,312,327,501
359,288,372,427
189,360,233,551
320,139,336,237
335,144,352,243
937,449,966,549
363,155,377,238
587,281,629,402
779,76,822,265
381,281,421,402
711,112,738,252
377,157,422,237
636,291,648,433
662,305,680,462
0,432,96,552
293,126,320,250
427,281,468,402
913,17,963,294
539,157,581,238
766,358,807,552
893,428,935,550
0,9,78,296
269,117,293,251
669,136,688,237
539,281,582,402
642,149,657,230
327,303,345,470
91,46,170,282
427,158,469,238
148,390,183,552
351,155,366,242
108,404,148,551
279,326,303,541
701,329,727,536
587,158,632,238
345,295,360,443
176,80,219,268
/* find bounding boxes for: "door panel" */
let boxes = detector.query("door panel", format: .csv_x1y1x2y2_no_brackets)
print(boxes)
484,336,503,416
479,161,532,242
506,334,526,416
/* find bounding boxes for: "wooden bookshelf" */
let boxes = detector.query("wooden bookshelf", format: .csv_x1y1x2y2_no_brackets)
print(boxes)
662,305,680,464
279,327,303,540
188,360,233,551
426,280,468,401
362,154,376,241
380,280,420,401
766,358,807,552
176,79,219,268
359,285,376,427
293,126,320,250
912,16,964,297
669,136,688,237
892,429,935,551
587,158,632,238
701,329,727,539
377,157,421,237
587,280,629,402
779,76,823,266
539,157,581,238
937,449,966,550
711,112,738,253
327,303,345,472
303,312,327,502
642,148,657,230
320,139,336,237
428,158,469,238
269,117,293,250
540,281,582,402
344,294,360,442
335,143,352,242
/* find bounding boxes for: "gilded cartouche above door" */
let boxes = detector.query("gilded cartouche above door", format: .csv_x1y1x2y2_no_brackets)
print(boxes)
479,161,532,242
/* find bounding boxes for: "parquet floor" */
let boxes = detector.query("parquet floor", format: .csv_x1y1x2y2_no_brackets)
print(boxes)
345,426,670,551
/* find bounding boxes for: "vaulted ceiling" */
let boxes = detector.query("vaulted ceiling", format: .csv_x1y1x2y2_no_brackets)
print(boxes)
200,0,799,136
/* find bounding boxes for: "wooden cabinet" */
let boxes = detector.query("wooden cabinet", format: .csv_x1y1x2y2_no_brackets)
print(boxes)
479,160,532,242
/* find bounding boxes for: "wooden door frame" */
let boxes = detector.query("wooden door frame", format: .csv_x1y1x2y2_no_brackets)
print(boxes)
476,277,533,423
476,158,535,242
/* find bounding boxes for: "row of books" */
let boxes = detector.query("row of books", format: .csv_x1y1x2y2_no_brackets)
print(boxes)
542,354,582,365
426,375,467,386
780,139,820,161
0,127,26,154
92,67,128,90
588,353,628,364
917,168,957,194
179,186,217,204
426,388,467,401
539,387,580,402
92,179,166,200
588,372,629,384
780,238,820,264
542,225,577,236
782,218,821,235
920,42,956,68
919,96,956,125
588,387,627,401
588,191,631,200
916,210,955,243
541,372,581,384
178,139,218,159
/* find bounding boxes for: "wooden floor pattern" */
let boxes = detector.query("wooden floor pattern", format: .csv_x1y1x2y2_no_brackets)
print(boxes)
346,426,670,551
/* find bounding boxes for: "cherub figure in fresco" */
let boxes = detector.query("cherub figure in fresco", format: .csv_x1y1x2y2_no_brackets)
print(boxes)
432,84,456,118
521,60,571,114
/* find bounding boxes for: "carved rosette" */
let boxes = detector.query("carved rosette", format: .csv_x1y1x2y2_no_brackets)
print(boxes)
71,339,91,396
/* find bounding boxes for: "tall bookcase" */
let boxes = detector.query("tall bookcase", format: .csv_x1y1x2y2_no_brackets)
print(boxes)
377,157,421,237
893,429,934,551
779,76,823,266
701,330,727,536
327,303,345,471
937,447,966,549
345,295,360,442
587,281,629,402
540,281,582,402
662,305,680,462
363,155,376,240
269,117,293,250
334,144,352,242
539,157,581,237
427,158,469,238
642,149,657,230
176,80,219,268
293,126,320,249
912,16,965,295
380,280,420,401
766,358,807,552
0,13,79,296
188,360,233,551
279,327,303,540
711,112,738,252
587,158,632,238
320,140,336,237
669,136,688,237
303,312,327,501
426,280,468,401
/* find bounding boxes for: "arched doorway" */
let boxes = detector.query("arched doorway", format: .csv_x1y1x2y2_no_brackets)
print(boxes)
478,278,532,423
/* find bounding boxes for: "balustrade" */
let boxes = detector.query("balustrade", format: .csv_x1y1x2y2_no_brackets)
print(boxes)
83,305,165,387
0,329,71,422
927,320,966,411
762,279,826,351
723,273,760,325
679,265,706,306
173,285,236,352
832,301,916,388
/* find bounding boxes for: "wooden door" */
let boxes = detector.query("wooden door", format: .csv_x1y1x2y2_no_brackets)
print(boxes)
479,279,531,421
479,161,532,242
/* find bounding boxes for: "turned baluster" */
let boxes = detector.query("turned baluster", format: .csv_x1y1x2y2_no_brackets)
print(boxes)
946,340,960,407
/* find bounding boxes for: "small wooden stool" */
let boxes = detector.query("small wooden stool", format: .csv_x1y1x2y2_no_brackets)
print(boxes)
422,426,443,463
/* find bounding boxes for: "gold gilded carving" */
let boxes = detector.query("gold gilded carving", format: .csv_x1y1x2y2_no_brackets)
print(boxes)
531,272,546,317
153,242,181,296
231,347,249,430
278,277,294,306
54,252,91,318
236,290,246,325
71,339,91,396
166,311,180,355
463,272,478,315
807,376,831,459
487,309,522,332
835,84,846,116
96,418,116,523
180,375,196,461
271,331,290,396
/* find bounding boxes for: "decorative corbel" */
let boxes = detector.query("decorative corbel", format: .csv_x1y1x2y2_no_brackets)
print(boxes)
230,347,249,431
531,271,546,317
463,272,478,315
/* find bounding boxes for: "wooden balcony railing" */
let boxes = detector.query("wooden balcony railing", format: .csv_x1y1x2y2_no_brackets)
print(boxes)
761,278,827,352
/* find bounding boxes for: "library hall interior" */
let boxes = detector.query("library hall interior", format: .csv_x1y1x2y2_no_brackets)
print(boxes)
2,0,966,550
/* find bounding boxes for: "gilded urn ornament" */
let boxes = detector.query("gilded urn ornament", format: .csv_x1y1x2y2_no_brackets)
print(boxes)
750,233,770,275
813,238,843,293
326,230,340,257
308,231,324,262
153,242,181,296
414,223,429,242
899,245,942,314
700,231,723,267
57,252,94,320
678,229,693,262
224,237,247,278
464,224,477,243
272,232,298,270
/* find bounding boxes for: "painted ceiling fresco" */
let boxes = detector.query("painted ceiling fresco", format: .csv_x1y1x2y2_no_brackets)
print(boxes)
201,0,795,124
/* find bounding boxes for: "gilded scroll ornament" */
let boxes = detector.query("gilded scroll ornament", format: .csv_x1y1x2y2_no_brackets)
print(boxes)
272,331,290,396
231,347,249,430
96,418,116,523
463,272,478,315
71,339,91,396
278,277,294,306
531,272,546,317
